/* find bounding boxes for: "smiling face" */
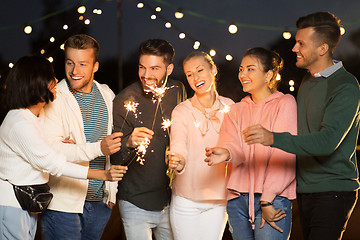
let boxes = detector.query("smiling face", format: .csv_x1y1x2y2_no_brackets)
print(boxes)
138,54,173,93
238,55,272,101
65,47,99,93
292,27,322,73
183,56,217,96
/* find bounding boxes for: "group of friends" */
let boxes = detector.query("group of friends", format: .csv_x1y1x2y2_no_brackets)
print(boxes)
0,11,359,240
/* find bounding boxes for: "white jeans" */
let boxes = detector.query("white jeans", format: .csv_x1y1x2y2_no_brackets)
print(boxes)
119,200,173,240
170,195,228,240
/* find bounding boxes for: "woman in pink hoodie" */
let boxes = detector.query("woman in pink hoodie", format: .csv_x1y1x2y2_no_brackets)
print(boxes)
205,47,297,240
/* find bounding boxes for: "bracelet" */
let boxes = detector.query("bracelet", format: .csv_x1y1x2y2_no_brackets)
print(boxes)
260,202,273,207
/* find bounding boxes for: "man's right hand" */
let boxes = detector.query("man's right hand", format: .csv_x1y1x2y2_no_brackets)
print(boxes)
101,132,123,155
126,127,154,148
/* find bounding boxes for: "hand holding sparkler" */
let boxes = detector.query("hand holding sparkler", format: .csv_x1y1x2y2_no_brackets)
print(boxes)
101,132,123,155
204,147,230,166
126,127,154,149
168,152,185,172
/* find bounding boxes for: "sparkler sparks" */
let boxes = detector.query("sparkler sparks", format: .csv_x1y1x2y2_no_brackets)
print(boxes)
161,118,172,131
194,120,201,128
135,138,150,165
120,100,139,131
219,104,230,114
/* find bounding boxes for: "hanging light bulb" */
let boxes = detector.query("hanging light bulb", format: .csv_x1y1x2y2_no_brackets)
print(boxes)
155,7,161,12
209,49,216,57
47,57,54,63
151,14,156,20
165,22,172,28
77,6,86,14
283,29,291,39
289,80,295,86
193,41,200,50
340,27,345,35
226,55,233,61
40,49,45,54
137,2,144,8
24,25,32,34
63,24,68,30
228,23,238,34
179,33,186,39
50,37,55,42
9,63,14,68
290,86,295,92
175,9,184,19
84,19,90,25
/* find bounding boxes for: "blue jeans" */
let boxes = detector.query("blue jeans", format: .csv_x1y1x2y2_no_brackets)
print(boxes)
119,200,173,240
0,206,37,240
226,194,292,240
41,201,112,240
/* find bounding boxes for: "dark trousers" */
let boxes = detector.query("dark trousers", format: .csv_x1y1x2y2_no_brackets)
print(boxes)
297,190,358,240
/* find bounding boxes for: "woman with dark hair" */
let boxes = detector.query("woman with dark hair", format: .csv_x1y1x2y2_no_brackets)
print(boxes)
0,56,127,239
168,51,234,240
205,47,297,240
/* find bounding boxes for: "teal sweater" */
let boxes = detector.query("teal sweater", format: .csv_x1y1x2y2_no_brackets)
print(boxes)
273,67,360,193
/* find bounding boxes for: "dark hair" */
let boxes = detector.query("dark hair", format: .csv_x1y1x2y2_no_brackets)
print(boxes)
5,55,55,110
296,12,341,54
139,39,175,65
64,34,100,62
243,47,284,92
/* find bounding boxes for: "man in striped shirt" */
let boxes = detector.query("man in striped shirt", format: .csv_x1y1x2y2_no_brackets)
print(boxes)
41,34,124,240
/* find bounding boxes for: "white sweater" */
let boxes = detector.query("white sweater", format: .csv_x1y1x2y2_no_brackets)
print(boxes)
0,109,88,208
41,79,117,213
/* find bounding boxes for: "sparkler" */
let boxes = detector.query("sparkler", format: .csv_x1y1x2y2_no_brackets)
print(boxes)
161,118,172,131
120,101,139,131
219,104,230,114
135,138,150,165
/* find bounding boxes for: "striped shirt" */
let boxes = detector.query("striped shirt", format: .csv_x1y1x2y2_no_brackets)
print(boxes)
71,83,108,201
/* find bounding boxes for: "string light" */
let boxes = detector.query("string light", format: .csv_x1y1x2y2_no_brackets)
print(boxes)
228,23,238,34
60,44,65,50
77,6,86,14
209,49,216,57
50,37,55,42
40,49,45,54
63,24,68,30
340,27,345,35
175,8,184,19
84,19,90,24
24,25,32,34
165,22,171,28
97,9,102,14
47,57,54,63
226,54,233,61
193,41,200,50
151,14,157,20
155,7,161,12
283,30,291,39
289,80,294,86
9,63,14,68
79,16,84,21
179,33,186,39
290,86,295,92
137,2,144,8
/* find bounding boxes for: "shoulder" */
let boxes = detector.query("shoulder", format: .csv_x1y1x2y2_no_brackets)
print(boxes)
173,99,191,113
114,82,142,104
94,80,114,95
219,96,235,105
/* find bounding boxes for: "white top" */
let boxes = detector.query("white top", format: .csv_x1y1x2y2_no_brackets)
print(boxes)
0,109,88,208
41,79,117,213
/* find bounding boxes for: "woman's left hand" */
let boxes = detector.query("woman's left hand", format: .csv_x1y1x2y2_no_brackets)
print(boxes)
260,203,286,233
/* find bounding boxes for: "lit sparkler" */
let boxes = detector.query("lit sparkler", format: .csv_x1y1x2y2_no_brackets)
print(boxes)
120,100,139,131
219,104,230,114
161,118,172,131
135,138,150,165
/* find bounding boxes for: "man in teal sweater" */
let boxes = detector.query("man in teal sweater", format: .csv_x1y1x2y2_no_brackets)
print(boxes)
243,12,360,240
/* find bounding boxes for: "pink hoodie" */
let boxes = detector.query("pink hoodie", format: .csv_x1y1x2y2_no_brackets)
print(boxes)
218,91,297,226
